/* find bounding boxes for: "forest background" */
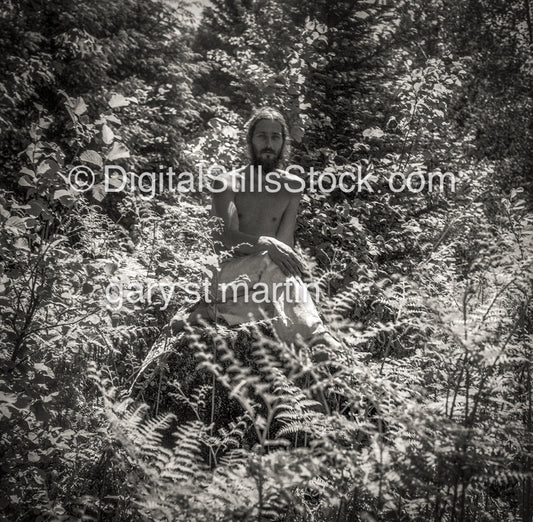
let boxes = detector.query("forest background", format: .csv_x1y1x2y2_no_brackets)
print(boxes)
1,0,532,520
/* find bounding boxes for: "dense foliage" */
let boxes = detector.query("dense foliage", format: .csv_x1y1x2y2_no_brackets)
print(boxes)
1,0,532,520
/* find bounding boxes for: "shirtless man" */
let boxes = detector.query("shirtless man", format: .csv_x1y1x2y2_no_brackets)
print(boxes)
210,114,305,276
173,107,341,358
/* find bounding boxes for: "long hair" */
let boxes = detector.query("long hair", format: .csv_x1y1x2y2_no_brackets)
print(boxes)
245,107,291,166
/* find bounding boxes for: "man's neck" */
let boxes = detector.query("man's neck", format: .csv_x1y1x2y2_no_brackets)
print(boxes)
246,163,281,180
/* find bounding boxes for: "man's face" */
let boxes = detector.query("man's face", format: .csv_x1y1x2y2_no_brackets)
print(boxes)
251,119,284,172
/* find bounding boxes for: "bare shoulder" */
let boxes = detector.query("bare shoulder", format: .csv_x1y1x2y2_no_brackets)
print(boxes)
276,169,305,197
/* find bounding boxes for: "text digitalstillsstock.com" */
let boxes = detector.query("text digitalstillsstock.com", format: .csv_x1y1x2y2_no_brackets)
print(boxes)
68,163,457,199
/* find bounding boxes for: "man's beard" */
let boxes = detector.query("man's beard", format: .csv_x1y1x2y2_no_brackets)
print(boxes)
251,147,282,173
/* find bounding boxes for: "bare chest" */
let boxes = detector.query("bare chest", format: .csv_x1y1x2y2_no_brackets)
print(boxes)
235,191,290,235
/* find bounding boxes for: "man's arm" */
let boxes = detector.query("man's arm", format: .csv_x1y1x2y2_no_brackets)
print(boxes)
211,184,269,256
276,193,301,248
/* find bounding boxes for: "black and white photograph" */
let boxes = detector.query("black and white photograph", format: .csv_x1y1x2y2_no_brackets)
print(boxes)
1,0,532,520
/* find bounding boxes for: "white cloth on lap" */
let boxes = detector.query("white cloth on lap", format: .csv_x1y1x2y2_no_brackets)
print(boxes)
204,251,327,344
